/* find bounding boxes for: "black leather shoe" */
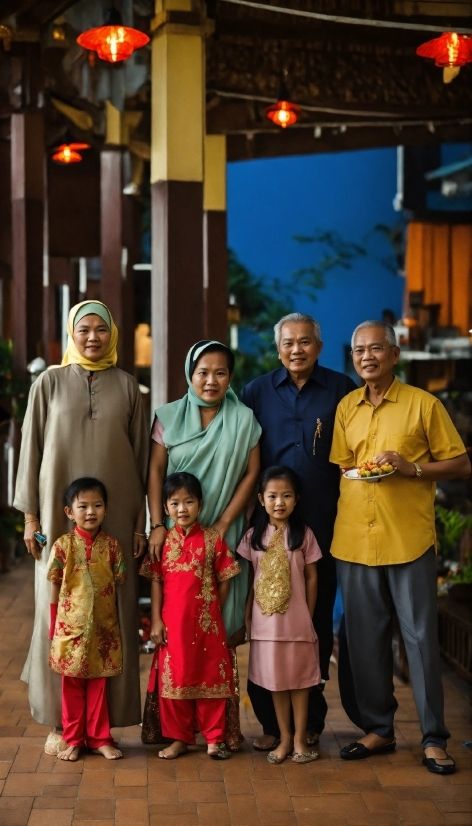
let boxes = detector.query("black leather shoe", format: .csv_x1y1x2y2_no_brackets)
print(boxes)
422,753,455,775
340,739,396,760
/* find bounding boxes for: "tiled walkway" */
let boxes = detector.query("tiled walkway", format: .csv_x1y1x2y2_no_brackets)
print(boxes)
0,557,471,826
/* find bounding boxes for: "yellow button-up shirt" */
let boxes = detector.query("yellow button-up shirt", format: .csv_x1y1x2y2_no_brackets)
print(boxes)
329,377,466,566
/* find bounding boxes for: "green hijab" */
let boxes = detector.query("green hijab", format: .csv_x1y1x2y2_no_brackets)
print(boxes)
156,340,261,638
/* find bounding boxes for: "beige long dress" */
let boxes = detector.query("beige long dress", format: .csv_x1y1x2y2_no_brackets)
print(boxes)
14,364,148,727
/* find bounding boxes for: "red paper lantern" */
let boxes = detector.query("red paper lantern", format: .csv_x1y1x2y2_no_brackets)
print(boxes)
266,99,301,129
416,31,472,67
52,143,90,164
77,8,149,64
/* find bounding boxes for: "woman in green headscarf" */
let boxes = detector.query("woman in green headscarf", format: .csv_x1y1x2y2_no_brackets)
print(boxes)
147,340,261,749
15,301,148,753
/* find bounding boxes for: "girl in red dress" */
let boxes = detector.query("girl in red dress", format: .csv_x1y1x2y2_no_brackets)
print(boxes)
140,472,241,759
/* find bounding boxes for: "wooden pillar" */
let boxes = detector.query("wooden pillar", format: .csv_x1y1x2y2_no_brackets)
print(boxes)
150,0,211,407
203,135,227,343
11,112,44,371
101,147,135,374
0,141,12,340
45,144,101,364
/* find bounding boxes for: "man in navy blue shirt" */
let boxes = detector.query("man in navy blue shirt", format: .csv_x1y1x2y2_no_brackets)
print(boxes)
241,312,357,749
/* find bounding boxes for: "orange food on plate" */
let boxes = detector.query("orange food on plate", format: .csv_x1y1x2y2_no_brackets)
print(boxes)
357,461,394,478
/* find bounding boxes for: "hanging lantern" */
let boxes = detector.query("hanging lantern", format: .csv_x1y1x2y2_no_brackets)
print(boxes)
266,99,301,128
416,32,472,83
266,76,301,128
77,6,149,64
52,142,90,164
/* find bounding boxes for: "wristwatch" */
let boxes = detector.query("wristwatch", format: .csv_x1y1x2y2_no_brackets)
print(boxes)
413,462,422,477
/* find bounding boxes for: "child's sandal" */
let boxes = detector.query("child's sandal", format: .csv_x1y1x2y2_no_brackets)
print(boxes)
208,744,231,760
267,750,287,764
292,751,319,764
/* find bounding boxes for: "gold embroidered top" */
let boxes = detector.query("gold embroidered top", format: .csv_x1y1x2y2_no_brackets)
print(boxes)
139,523,241,700
255,526,291,615
47,529,126,678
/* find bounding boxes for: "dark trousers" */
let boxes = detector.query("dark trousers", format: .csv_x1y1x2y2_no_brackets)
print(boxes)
247,553,337,737
338,548,450,750
337,614,363,730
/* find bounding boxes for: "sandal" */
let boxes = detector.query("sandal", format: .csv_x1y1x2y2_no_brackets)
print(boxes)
267,750,288,764
306,731,319,746
340,740,396,760
44,732,67,756
253,737,280,751
209,744,231,760
292,751,319,764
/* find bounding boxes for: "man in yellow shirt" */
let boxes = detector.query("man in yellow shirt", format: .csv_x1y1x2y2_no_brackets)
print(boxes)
330,320,470,775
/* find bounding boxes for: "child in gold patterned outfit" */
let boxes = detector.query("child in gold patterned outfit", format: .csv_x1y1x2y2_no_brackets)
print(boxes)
47,478,126,761
239,466,321,765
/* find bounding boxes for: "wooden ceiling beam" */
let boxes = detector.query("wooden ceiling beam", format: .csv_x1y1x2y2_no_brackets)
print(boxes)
206,95,471,128
212,18,429,46
206,34,472,115
1,0,80,27
1,0,37,23
212,0,472,31
225,120,472,161
393,1,472,17
20,0,89,27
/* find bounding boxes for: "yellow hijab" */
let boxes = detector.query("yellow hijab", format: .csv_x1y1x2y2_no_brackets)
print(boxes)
61,300,118,371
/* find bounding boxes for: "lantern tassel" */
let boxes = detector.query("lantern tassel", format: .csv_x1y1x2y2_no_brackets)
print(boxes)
443,65,461,83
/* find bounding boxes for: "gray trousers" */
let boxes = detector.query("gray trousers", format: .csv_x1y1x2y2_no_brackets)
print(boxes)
338,548,450,750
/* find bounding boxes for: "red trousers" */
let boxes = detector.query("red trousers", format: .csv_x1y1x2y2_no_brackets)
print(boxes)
62,676,114,749
160,697,226,745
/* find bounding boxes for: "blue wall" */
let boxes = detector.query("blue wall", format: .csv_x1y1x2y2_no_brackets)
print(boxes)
227,147,404,373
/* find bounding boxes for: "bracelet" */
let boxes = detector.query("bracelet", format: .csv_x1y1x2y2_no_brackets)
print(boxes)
24,518,39,524
150,522,165,531
133,531,147,538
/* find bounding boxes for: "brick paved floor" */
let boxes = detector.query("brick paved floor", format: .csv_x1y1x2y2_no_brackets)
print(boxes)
0,556,471,826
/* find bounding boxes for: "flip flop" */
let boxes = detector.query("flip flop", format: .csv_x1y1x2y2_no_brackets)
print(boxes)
292,751,318,763
253,737,280,751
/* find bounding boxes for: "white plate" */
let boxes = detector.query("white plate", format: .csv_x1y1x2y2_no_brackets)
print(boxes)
344,469,396,483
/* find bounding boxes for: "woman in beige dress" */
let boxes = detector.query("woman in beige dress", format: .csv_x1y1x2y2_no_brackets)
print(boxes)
14,301,148,751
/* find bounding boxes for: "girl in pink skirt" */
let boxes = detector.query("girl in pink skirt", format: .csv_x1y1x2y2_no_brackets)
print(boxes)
238,466,321,765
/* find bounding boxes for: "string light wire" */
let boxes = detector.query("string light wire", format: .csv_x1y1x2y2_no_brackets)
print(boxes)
219,0,472,34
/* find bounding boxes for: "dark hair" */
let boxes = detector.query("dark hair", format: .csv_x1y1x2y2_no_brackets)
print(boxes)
163,472,203,503
250,466,305,552
65,477,108,508
189,341,235,376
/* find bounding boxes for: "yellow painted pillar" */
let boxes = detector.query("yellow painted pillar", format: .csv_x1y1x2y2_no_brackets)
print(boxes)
203,134,227,343
150,0,213,405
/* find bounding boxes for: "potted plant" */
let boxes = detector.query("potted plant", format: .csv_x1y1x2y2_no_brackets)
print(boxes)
447,551,472,603
435,505,472,558
0,339,30,424
0,507,25,573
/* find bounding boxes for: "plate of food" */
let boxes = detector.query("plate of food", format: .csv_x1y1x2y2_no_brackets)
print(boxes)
344,461,396,483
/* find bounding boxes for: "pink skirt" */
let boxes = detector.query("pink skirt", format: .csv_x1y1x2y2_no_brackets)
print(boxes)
249,640,321,691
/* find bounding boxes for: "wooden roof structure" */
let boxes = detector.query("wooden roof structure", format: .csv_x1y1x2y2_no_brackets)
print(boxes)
1,0,471,162
1,0,471,402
